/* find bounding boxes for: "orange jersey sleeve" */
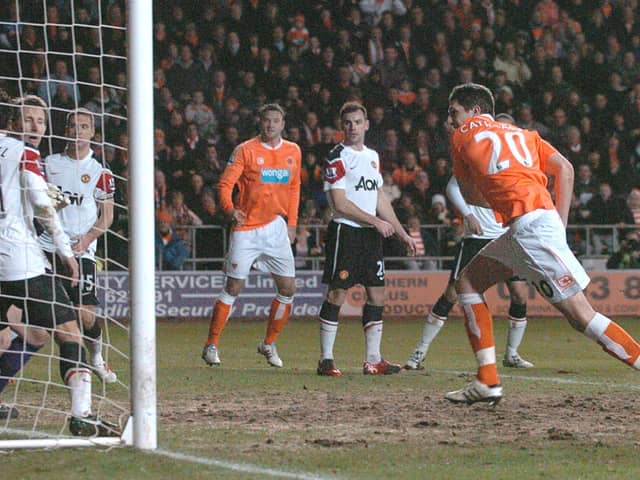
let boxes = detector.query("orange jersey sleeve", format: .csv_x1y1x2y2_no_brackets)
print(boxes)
218,137,301,231
451,116,555,224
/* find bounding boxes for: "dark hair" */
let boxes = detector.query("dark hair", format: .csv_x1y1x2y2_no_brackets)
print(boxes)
339,101,367,120
449,83,495,116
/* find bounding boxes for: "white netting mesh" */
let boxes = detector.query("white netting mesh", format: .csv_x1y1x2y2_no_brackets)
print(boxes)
0,0,130,443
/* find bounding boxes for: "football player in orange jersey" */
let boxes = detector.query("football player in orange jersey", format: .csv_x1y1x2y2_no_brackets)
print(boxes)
202,104,301,368
444,83,640,405
404,113,533,372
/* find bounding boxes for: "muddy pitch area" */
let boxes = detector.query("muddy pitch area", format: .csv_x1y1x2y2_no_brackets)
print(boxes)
160,379,640,448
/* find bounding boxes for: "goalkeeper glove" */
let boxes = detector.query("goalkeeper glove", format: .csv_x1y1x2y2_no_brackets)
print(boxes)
46,183,71,210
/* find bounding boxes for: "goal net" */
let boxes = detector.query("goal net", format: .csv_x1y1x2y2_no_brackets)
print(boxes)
0,0,155,449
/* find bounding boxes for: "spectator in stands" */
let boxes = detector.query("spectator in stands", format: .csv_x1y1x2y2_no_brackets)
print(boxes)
359,0,406,26
167,44,203,102
405,170,433,220
606,231,640,269
154,128,172,172
293,215,322,270
429,157,452,196
184,122,204,155
167,141,195,191
195,141,223,189
493,41,532,87
167,190,203,251
584,182,624,254
156,210,189,270
403,214,439,271
381,171,402,203
301,151,325,208
184,173,206,210
184,90,215,137
425,194,452,228
602,134,637,196
392,150,422,189
193,190,225,270
574,163,599,207
38,58,80,104
620,188,640,234
564,126,589,165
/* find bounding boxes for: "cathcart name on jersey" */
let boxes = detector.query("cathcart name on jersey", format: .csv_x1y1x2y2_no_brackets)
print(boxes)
355,176,379,191
261,168,290,183
460,119,517,133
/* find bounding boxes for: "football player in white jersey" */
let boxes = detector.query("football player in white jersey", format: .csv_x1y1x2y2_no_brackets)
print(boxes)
0,96,116,435
39,108,116,383
317,102,417,376
404,176,533,370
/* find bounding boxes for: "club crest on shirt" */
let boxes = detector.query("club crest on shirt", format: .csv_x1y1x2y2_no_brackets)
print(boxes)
257,157,264,165
286,157,293,166
371,161,377,169
339,270,349,280
557,275,575,289
81,174,91,183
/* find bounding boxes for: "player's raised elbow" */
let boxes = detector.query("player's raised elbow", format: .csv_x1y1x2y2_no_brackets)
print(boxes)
546,152,573,183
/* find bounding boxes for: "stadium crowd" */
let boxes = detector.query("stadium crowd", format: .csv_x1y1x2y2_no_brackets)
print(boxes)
2,0,640,269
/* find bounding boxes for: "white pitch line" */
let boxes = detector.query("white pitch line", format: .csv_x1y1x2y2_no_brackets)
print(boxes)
153,448,342,480
0,429,341,479
434,369,640,390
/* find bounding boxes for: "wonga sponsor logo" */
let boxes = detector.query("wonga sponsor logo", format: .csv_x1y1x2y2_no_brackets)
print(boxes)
261,168,290,183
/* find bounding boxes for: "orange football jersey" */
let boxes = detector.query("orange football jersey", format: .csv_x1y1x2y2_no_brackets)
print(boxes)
219,137,301,231
451,114,557,224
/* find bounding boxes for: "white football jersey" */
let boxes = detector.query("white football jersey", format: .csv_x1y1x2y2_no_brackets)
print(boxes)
39,150,115,260
323,144,382,228
466,204,508,239
0,136,55,280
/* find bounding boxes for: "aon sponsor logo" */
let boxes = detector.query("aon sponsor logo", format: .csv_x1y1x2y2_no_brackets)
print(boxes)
355,176,379,191
261,168,291,183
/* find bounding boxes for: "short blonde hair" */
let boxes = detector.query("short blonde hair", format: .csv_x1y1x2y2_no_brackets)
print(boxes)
10,94,48,124
339,101,367,120
258,103,285,119
66,107,95,129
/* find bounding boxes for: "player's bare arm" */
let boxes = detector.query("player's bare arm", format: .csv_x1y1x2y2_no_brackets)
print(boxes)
328,188,394,237
376,189,417,255
72,197,114,255
543,152,574,227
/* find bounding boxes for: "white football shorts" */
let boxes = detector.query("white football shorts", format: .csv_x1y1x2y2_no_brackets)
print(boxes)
478,209,590,303
225,216,295,280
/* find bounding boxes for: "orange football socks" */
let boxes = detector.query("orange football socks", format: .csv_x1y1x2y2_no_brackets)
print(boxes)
264,294,293,345
585,313,640,369
206,291,236,347
459,293,499,386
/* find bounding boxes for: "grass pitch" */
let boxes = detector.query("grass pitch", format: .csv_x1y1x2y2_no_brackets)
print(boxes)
3,316,640,479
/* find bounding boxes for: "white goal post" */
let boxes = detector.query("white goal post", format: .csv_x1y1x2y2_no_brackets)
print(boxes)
128,0,157,451
0,0,155,450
